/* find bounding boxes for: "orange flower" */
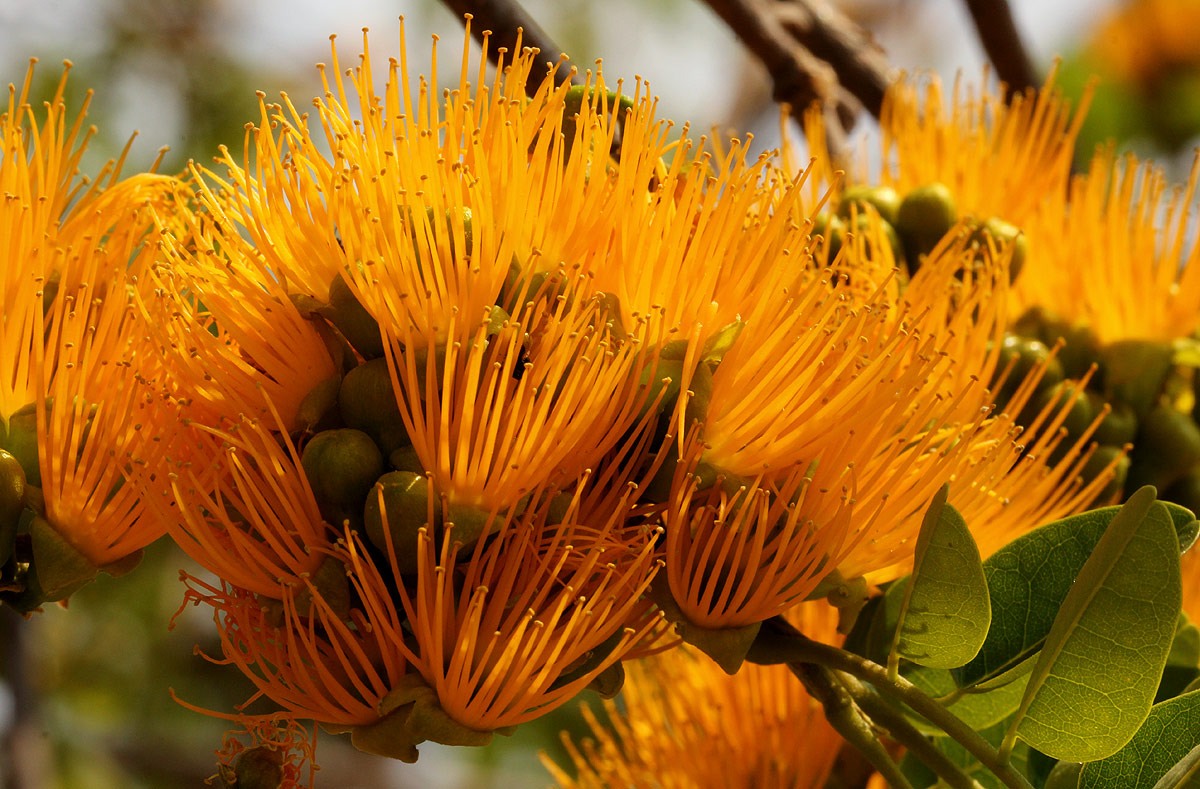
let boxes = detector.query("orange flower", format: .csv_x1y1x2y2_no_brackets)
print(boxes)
545,602,843,789
1,61,183,605
1017,149,1200,344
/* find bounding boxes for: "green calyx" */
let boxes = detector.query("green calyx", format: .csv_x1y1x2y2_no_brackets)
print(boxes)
301,429,384,529
339,358,409,457
363,471,432,575
895,182,958,263
560,85,634,163
649,575,761,674
28,515,98,602
347,674,494,762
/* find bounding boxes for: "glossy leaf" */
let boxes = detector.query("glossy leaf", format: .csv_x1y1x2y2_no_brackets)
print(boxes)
1079,690,1200,789
958,500,1195,688
890,485,990,669
1010,490,1182,761
904,663,1029,735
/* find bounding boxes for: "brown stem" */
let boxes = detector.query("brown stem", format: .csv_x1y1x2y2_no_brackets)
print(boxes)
437,0,579,94
773,0,894,119
793,661,914,789
838,671,981,789
748,616,1034,789
960,0,1038,97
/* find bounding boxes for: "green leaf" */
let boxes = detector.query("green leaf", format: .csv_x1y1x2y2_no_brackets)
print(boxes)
889,485,990,669
1151,741,1200,789
1009,489,1182,761
904,663,1030,734
958,501,1195,688
1079,690,1200,789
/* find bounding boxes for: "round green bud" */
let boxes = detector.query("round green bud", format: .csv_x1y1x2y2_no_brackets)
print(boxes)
977,217,1028,281
364,471,432,574
1033,381,1098,439
1101,339,1175,417
301,429,384,528
895,182,958,262
0,449,26,567
444,500,493,549
991,335,1063,408
1164,467,1200,518
339,358,409,457
814,213,847,263
1048,321,1101,382
837,184,901,225
323,273,384,359
389,445,424,474
1081,445,1130,505
1128,403,1200,491
850,212,906,265
1092,400,1138,447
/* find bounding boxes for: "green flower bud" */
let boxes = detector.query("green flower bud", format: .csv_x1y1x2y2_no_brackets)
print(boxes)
991,335,1063,407
226,745,284,789
637,358,685,421
41,268,61,315
286,555,352,621
293,374,341,433
1128,403,1200,491
1165,467,1200,517
389,445,424,473
1044,761,1083,789
320,273,384,359
1092,400,1138,447
301,429,384,529
364,471,432,574
443,501,494,550
339,358,409,457
814,212,847,263
561,85,634,162
1082,445,1130,504
837,184,901,225
969,217,1028,281
850,212,906,266
2,403,41,487
1032,381,1098,439
0,449,26,567
895,182,958,263
1102,339,1175,417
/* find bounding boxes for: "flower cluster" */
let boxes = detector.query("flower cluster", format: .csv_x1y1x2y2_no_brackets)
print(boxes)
6,18,1194,786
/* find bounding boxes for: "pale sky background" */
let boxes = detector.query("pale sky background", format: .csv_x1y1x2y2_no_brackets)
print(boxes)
0,0,1120,173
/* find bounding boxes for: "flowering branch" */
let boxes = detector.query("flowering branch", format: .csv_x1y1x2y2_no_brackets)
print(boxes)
747,616,1036,789
961,0,1038,97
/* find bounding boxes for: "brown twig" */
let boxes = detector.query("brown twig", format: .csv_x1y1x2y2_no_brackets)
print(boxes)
700,0,894,159
773,0,894,119
437,0,578,94
960,0,1038,98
